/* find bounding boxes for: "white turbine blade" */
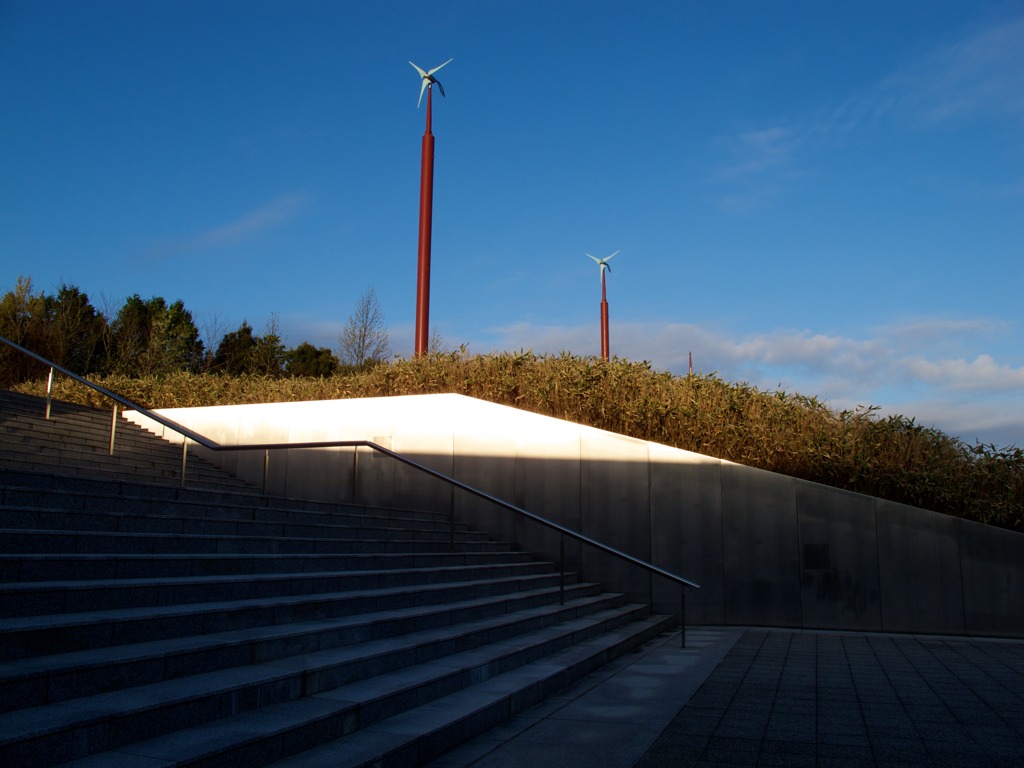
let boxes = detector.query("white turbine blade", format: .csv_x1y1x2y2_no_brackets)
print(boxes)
410,62,431,108
605,250,620,262
586,253,601,264
428,57,453,76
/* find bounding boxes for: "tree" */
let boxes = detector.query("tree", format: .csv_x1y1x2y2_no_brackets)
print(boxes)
0,276,49,385
199,312,229,372
212,321,257,375
46,284,106,375
250,314,286,376
0,277,108,385
211,316,286,376
339,288,391,367
285,342,339,377
428,328,446,354
109,295,203,376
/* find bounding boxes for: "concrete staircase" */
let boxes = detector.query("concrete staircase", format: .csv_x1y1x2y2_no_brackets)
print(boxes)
0,390,674,767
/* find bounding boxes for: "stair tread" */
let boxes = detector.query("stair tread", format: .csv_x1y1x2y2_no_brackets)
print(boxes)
1,561,547,592
0,527,512,556
0,591,615,686
0,604,650,746
0,572,571,634
51,615,670,768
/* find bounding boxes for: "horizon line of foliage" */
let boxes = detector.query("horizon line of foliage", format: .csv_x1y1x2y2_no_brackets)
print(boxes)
3,278,1021,531
0,277,386,387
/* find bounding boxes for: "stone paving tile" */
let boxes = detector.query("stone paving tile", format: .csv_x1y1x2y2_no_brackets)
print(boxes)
636,629,1024,768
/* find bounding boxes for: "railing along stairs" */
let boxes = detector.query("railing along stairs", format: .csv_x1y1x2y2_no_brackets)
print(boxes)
0,335,700,644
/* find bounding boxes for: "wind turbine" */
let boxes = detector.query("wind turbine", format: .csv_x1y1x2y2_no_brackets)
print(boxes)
409,58,453,108
586,250,620,361
409,58,452,358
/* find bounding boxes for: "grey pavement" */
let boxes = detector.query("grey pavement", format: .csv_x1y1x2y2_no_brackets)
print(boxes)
427,627,1024,768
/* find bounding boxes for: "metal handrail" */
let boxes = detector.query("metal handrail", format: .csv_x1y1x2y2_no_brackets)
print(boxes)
1,336,700,644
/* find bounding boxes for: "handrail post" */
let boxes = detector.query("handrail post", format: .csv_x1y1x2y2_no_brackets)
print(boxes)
352,446,359,503
180,439,188,488
560,535,565,606
109,404,118,455
263,449,270,494
45,367,54,419
681,588,687,649
446,487,454,552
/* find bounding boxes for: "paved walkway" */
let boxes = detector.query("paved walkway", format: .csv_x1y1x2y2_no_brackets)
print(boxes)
428,627,1024,768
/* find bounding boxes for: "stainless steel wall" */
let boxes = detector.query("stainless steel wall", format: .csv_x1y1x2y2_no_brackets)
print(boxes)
126,394,1024,637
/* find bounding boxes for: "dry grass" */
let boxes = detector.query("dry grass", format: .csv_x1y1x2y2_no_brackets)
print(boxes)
15,351,1023,530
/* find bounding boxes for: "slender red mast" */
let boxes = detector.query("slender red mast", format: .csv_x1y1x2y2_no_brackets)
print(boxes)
587,251,618,362
414,85,435,358
599,268,610,361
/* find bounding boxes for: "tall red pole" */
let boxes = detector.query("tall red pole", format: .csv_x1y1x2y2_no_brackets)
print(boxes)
599,269,610,361
414,86,435,358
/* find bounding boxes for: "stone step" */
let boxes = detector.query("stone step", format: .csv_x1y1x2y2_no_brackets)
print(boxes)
0,445,245,483
0,466,258,500
0,550,537,582
0,561,557,617
0,416,253,481
1,604,662,766
0,416,178,452
0,469,454,528
0,527,513,557
0,589,616,712
0,420,216,461
0,573,582,659
0,392,263,492
0,505,487,546
52,613,672,768
0,451,250,492
0,482,459,532
0,393,190,453
0,504,464,542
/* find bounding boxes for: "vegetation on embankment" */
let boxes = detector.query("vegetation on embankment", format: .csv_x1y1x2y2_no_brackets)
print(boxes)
13,351,1023,532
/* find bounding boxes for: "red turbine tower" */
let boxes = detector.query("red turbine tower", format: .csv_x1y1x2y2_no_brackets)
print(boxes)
409,58,452,358
586,251,619,361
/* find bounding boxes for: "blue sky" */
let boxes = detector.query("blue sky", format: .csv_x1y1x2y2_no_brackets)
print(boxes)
2,1,1022,447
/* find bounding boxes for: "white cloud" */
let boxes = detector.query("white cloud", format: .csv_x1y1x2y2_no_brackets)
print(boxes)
710,127,804,213
826,14,1024,134
877,317,1010,340
715,127,800,181
711,13,1024,209
188,193,309,250
900,354,1024,392
902,14,1024,125
140,193,311,264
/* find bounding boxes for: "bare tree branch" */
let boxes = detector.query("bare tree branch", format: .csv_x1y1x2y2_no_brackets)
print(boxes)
339,288,391,367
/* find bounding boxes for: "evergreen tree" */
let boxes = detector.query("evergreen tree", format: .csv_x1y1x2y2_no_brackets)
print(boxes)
212,321,257,375
285,342,339,377
47,285,107,375
110,295,203,376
